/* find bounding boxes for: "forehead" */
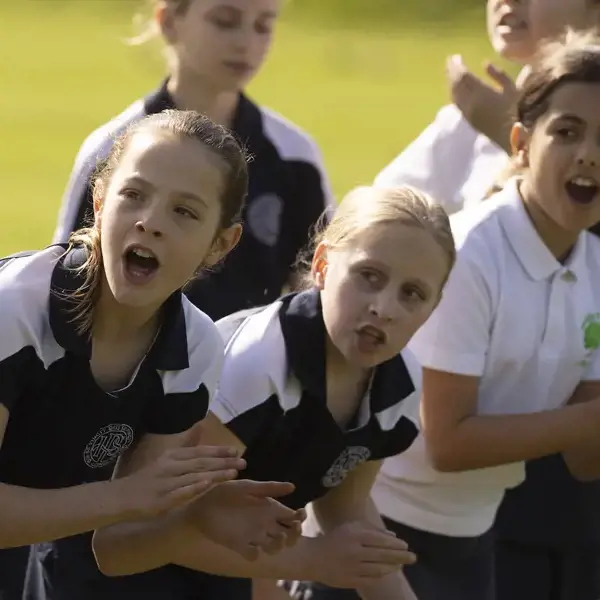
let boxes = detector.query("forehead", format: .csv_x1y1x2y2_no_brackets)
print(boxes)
194,0,281,14
344,222,449,280
545,81,600,121
530,0,595,36
114,131,226,201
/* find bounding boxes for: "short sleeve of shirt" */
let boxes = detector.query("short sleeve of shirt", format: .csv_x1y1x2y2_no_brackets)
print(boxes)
145,313,225,435
210,309,282,448
0,287,42,413
408,242,494,377
582,347,600,382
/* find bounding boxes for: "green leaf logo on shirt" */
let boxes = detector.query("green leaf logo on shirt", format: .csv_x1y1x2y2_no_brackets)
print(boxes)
580,313,600,367
583,314,600,351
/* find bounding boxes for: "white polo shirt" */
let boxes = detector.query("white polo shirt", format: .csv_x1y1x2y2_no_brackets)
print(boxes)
371,177,600,537
374,104,508,215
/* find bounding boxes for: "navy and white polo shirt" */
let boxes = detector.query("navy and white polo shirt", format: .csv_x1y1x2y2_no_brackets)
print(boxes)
53,81,334,320
211,288,420,510
0,244,222,489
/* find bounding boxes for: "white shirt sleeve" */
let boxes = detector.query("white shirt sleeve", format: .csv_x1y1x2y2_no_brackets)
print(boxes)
210,314,279,429
582,348,600,381
408,245,494,377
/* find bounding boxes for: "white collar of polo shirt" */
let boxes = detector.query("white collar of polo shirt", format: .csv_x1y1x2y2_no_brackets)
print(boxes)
497,177,588,282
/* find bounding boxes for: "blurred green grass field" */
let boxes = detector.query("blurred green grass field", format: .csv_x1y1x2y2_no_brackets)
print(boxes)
0,2,498,255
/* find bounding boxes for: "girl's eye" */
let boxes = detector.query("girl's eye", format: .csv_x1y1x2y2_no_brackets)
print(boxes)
402,285,426,302
361,270,381,285
256,21,273,35
555,127,576,139
175,206,198,220
121,189,141,201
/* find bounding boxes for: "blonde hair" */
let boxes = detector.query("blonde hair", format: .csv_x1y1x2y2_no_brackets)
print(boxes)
484,28,600,200
128,0,192,47
297,185,456,288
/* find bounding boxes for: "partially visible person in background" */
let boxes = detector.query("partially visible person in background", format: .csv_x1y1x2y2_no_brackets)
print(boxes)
373,0,534,213
53,0,333,322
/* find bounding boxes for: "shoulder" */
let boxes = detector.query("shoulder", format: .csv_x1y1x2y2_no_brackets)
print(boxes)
219,300,284,366
258,105,325,166
0,246,64,357
181,297,225,373
0,246,63,309
71,100,147,174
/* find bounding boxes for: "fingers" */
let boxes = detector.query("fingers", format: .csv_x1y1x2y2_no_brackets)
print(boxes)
360,548,417,566
238,480,295,498
359,529,409,551
485,62,515,91
169,445,242,461
166,454,246,477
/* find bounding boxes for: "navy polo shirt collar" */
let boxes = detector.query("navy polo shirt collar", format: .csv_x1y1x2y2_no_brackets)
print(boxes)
279,288,415,416
49,244,189,370
144,79,263,143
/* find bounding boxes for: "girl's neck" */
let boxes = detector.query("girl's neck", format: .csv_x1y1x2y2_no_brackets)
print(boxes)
518,179,579,262
325,336,371,388
92,276,161,343
167,64,240,128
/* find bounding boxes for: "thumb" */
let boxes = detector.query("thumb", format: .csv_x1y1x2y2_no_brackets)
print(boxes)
180,420,205,447
485,62,515,92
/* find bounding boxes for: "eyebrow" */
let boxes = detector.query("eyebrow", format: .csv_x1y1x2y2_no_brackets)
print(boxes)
552,113,585,125
212,4,278,18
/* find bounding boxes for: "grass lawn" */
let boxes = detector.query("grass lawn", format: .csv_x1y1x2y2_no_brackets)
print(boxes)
0,2,500,255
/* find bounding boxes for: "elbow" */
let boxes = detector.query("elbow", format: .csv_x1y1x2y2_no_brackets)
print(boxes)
92,532,127,577
563,452,600,483
426,440,467,473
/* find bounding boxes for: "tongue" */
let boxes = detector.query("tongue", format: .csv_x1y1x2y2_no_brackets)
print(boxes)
126,255,157,279
566,182,597,204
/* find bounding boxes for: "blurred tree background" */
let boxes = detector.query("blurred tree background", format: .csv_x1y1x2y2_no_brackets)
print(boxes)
0,0,501,254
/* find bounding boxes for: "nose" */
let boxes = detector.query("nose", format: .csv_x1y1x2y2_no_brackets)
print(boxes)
576,137,600,168
577,156,598,168
369,291,401,322
135,206,164,238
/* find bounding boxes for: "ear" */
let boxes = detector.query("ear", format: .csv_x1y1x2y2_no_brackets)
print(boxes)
155,0,178,45
203,224,243,269
311,242,329,290
92,180,105,227
510,122,530,168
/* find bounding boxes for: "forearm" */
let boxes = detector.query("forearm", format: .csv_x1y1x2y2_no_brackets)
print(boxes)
0,480,124,548
314,498,417,600
431,402,597,472
94,517,319,581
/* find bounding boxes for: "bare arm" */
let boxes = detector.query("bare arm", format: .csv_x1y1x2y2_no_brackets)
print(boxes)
312,461,417,600
421,368,600,473
561,380,600,480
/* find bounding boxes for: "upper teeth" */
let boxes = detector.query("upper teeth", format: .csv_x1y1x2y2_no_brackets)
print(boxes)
571,177,597,187
132,248,154,258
